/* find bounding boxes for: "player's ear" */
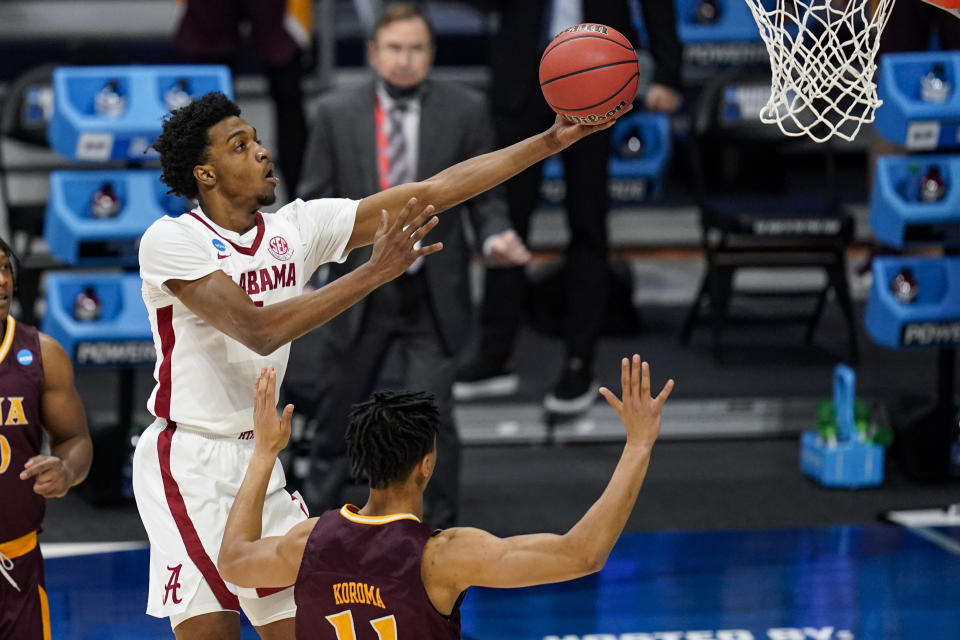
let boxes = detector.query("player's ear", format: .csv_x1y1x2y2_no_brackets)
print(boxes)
416,450,435,487
194,164,216,189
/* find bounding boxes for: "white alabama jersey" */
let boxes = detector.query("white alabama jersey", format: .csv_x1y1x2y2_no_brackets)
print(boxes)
139,198,358,436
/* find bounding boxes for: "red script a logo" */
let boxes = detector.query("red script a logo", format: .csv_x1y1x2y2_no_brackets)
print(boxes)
163,564,184,604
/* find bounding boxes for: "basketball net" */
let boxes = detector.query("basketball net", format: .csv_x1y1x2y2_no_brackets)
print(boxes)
745,0,897,142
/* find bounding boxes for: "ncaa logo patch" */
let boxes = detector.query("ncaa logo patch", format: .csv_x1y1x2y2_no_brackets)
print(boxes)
17,349,34,366
211,238,227,252
268,236,293,261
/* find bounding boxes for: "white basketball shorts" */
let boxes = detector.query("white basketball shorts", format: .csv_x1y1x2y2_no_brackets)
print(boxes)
132,418,309,629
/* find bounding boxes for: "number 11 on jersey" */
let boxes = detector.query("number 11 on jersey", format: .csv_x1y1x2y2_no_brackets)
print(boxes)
326,610,398,640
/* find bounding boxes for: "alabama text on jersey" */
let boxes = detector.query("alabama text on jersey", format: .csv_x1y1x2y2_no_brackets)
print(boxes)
138,198,358,435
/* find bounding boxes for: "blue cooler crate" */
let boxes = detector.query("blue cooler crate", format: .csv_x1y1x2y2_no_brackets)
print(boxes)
869,155,960,248
800,431,885,488
42,272,154,368
865,256,960,349
673,0,766,43
875,52,960,150
609,113,671,202
800,364,885,488
541,113,671,204
48,65,232,161
44,169,191,266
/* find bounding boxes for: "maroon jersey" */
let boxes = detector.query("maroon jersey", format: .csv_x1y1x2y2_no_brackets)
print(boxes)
0,317,46,541
295,505,463,640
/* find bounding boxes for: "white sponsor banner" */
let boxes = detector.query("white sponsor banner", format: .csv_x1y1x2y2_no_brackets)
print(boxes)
544,626,854,640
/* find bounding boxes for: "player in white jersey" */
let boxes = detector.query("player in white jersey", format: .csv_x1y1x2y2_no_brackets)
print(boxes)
139,198,355,434
132,91,625,639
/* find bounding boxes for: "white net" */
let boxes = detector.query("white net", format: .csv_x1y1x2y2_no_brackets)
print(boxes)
745,0,897,142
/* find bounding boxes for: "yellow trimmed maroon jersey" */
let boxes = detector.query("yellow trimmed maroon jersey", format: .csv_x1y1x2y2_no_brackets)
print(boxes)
0,317,46,541
295,505,462,639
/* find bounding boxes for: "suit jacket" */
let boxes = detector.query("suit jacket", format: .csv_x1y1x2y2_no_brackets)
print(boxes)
297,77,510,355
483,0,683,114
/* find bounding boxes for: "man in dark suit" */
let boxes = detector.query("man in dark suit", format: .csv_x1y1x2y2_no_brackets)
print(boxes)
455,0,683,415
289,2,528,528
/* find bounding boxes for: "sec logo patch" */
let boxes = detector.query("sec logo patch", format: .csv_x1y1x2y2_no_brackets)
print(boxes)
268,236,293,261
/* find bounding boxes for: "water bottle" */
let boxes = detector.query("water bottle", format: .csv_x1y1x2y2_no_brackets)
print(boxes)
890,267,919,304
121,428,142,500
24,86,54,127
693,0,721,24
821,424,838,448
898,163,922,202
164,78,193,111
921,63,950,103
72,286,102,322
618,129,645,159
90,182,121,219
919,165,947,202
94,80,126,118
120,448,134,500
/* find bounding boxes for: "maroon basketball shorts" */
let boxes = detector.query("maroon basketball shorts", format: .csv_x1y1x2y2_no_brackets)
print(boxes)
0,531,50,640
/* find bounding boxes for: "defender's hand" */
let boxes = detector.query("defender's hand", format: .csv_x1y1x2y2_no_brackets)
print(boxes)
368,197,443,283
599,355,674,450
252,366,293,457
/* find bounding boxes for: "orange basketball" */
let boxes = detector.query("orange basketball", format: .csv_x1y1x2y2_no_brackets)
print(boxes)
539,24,640,125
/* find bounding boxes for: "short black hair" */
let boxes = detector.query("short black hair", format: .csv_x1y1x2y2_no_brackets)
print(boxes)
0,236,19,294
345,390,440,489
153,91,241,199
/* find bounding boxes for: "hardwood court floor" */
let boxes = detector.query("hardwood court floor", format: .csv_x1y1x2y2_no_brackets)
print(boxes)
44,520,960,639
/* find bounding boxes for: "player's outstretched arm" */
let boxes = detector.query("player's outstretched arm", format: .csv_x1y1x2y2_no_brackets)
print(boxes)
422,355,673,613
21,333,92,498
167,198,441,356
347,108,631,250
219,367,317,588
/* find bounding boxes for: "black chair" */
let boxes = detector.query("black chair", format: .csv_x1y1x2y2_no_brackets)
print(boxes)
679,73,859,363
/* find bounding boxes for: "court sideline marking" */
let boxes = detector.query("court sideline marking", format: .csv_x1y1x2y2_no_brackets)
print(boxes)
885,505,960,556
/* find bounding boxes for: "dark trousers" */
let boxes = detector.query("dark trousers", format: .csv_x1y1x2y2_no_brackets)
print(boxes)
303,273,461,529
176,0,307,192
481,100,611,369
264,57,307,195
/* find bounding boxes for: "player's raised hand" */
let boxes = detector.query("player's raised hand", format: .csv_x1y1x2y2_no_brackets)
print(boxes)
368,197,443,283
599,355,674,451
252,366,293,457
547,103,634,149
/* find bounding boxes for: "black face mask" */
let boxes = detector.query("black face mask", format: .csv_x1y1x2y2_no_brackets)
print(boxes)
382,80,422,101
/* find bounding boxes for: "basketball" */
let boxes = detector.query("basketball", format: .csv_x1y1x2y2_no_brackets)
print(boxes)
539,23,640,126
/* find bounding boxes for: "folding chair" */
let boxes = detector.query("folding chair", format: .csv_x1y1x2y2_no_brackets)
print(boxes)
679,72,859,363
